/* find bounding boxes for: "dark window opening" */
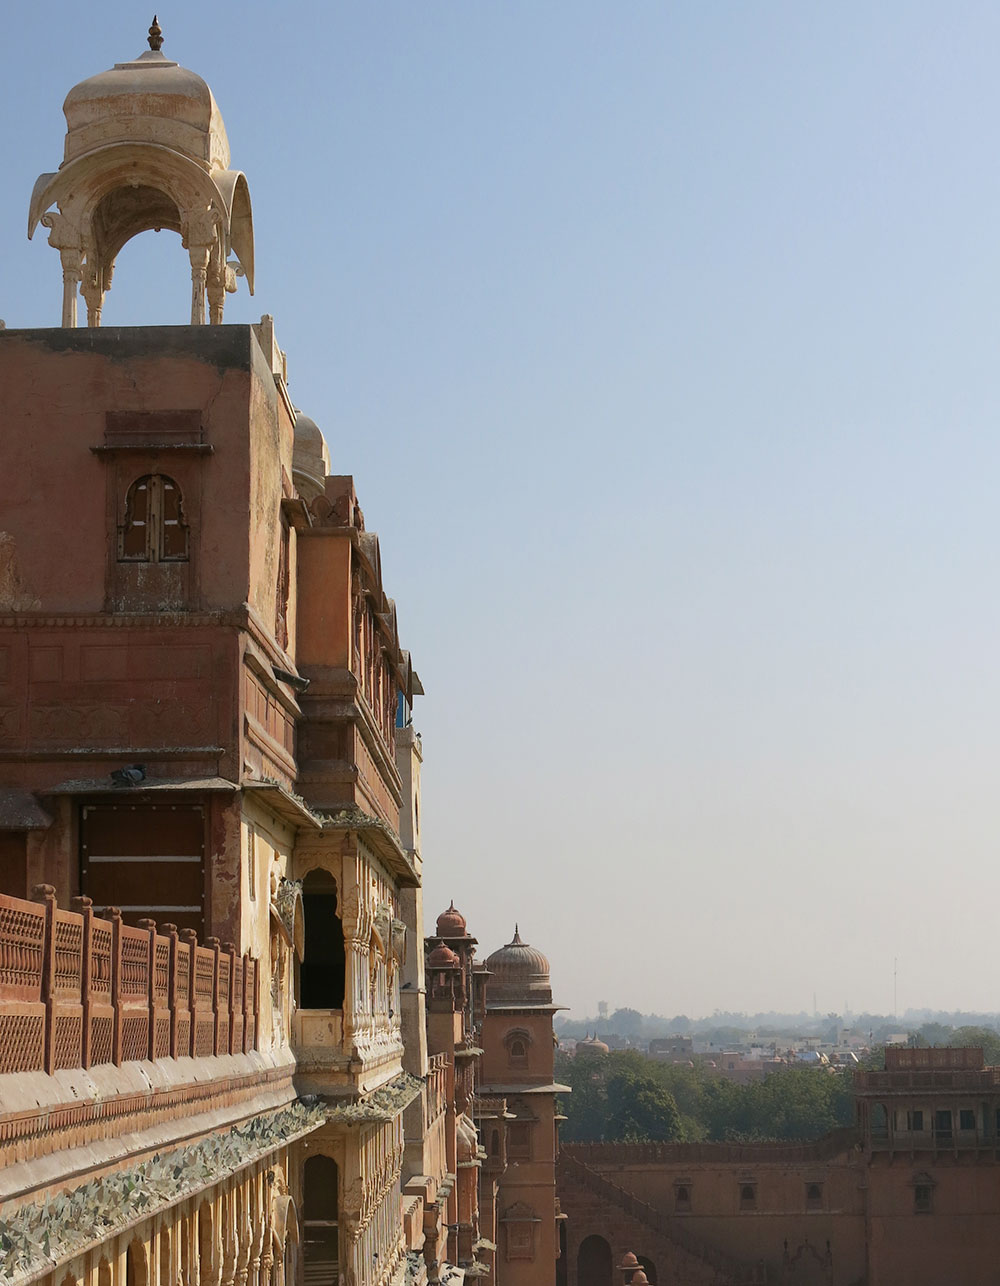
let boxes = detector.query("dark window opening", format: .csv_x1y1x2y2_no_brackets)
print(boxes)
959,1108,976,1131
909,1110,924,1132
0,834,28,900
675,1185,691,1212
935,1109,953,1139
80,803,205,936
301,869,346,1009
509,1122,532,1160
303,1154,339,1286
914,1184,933,1213
119,475,189,562
739,1184,756,1210
806,1183,823,1208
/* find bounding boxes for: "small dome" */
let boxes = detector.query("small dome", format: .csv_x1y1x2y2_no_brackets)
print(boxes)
62,27,230,172
293,411,331,502
436,900,467,938
576,1033,610,1056
631,1272,649,1286
620,1253,639,1270
485,926,551,1007
428,943,459,969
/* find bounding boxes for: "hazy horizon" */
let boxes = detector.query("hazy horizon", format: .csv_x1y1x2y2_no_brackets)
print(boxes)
3,3,1000,1018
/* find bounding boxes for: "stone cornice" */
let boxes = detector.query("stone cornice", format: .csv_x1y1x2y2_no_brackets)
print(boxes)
0,1099,324,1285
0,1057,295,1193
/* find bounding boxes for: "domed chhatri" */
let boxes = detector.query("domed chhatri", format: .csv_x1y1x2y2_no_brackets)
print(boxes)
435,900,468,939
576,1032,610,1056
427,942,460,970
484,926,553,1006
29,17,254,327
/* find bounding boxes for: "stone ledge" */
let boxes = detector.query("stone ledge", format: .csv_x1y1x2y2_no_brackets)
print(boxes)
0,1048,296,1203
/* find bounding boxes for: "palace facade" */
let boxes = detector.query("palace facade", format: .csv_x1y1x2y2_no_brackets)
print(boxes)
0,22,564,1286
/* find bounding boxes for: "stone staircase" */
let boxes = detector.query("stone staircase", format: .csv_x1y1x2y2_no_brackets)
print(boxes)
558,1152,769,1285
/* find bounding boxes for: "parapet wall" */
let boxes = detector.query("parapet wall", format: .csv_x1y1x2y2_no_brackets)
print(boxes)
0,885,259,1075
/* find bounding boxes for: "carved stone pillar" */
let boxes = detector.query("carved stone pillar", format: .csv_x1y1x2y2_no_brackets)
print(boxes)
81,258,106,327
189,245,211,324
342,938,366,1043
58,247,83,328
207,253,227,326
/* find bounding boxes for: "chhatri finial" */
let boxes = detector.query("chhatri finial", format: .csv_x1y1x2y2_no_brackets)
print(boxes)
147,15,164,52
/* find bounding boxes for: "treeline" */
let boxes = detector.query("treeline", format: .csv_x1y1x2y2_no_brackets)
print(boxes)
556,1050,854,1144
555,1009,1000,1044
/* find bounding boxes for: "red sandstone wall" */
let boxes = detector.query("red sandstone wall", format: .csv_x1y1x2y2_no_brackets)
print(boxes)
0,329,257,615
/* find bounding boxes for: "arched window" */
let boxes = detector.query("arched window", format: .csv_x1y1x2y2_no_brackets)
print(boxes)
504,1028,530,1068
119,474,189,562
301,869,346,1009
303,1155,339,1286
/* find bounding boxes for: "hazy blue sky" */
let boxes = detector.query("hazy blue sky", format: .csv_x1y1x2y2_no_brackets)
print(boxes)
3,3,1000,1021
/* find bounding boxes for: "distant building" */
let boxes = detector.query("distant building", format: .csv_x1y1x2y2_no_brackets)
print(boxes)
648,1036,693,1062
558,1045,1000,1285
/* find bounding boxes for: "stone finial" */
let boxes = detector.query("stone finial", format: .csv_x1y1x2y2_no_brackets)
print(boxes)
147,15,164,51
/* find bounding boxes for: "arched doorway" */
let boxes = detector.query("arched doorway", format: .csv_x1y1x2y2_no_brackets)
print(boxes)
159,1227,171,1286
125,1241,147,1286
578,1235,613,1286
302,1154,339,1286
301,871,346,1009
637,1255,657,1285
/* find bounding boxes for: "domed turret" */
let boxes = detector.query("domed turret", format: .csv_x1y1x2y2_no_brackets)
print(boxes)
427,943,460,970
293,412,331,502
575,1032,610,1056
435,900,468,939
485,926,552,1007
29,17,254,327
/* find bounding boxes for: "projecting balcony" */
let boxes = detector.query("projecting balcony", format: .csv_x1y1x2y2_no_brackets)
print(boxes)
293,1008,346,1065
0,886,295,1202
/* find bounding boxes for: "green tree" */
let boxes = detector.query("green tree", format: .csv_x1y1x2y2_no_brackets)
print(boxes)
915,1022,953,1046
949,1027,1000,1064
605,1066,682,1143
609,1008,645,1039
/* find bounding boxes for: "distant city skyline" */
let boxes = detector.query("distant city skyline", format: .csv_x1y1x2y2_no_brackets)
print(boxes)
4,2,1000,1017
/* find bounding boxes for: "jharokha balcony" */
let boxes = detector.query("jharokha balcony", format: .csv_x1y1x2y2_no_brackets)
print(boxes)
0,887,293,1209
